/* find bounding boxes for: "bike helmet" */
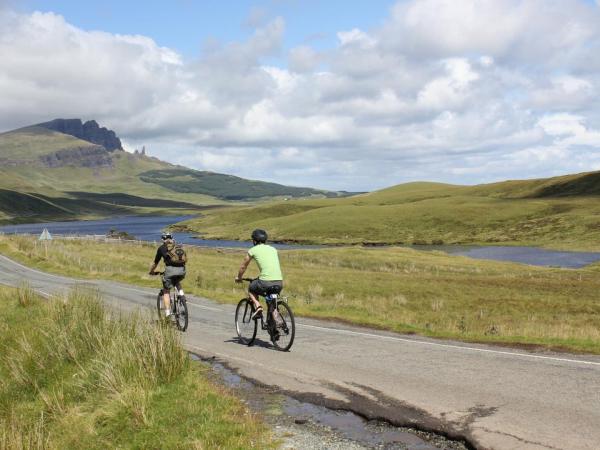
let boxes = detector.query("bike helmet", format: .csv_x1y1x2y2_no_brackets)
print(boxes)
251,229,268,243
161,232,173,241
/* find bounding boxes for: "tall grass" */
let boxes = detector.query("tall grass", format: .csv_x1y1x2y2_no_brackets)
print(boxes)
0,285,272,449
0,413,47,450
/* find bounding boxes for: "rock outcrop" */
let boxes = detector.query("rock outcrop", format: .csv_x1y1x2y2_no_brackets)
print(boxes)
37,119,123,151
39,145,113,168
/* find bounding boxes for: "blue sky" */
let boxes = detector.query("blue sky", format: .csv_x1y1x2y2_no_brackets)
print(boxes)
24,0,396,59
3,1,600,190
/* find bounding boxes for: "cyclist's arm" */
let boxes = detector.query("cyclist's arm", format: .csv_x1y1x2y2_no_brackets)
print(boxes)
235,254,252,281
149,248,162,274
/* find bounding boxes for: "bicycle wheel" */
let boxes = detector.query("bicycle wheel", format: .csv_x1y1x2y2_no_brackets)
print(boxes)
272,301,295,351
156,291,164,320
235,298,257,345
175,296,188,331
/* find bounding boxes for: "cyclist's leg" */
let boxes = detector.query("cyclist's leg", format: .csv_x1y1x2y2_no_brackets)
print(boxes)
162,276,173,315
248,291,261,308
247,280,262,309
163,267,185,314
174,278,184,297
248,279,263,318
176,282,183,295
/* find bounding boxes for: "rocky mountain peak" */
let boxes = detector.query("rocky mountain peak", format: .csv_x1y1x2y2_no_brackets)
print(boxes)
37,118,123,151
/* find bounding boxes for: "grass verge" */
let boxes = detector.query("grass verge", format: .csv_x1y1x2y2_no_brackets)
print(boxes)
1,236,599,354
0,284,272,450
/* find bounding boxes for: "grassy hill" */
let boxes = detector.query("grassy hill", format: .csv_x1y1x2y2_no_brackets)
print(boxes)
178,172,600,251
0,123,342,224
139,168,343,200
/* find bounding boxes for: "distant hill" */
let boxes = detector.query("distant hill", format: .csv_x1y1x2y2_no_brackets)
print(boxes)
180,171,600,251
139,168,344,200
0,120,348,224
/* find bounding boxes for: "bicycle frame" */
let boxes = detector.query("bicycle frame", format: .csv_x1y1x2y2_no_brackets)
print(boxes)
258,293,287,332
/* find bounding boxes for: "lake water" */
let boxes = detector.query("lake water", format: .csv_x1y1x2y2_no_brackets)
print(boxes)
0,215,305,250
411,244,600,269
1,215,600,268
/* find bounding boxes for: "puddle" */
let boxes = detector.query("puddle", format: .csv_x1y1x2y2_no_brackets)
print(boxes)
282,399,437,448
191,354,468,450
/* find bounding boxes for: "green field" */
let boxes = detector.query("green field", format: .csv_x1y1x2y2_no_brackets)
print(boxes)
0,285,273,449
2,236,599,354
179,171,600,251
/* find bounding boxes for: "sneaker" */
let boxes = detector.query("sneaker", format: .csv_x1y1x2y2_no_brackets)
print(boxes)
251,307,263,320
165,309,172,317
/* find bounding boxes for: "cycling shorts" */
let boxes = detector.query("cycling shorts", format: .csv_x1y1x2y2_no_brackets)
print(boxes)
162,265,186,290
249,279,283,297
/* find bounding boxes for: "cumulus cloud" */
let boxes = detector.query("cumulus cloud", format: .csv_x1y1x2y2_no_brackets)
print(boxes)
1,1,600,190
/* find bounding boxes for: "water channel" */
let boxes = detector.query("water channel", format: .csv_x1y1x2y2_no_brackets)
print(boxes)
1,215,599,268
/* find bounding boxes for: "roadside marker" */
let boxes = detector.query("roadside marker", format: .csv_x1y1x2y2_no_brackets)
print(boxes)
38,228,52,257
38,228,52,241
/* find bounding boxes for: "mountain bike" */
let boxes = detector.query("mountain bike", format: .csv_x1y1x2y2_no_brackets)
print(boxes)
235,278,295,351
151,271,188,331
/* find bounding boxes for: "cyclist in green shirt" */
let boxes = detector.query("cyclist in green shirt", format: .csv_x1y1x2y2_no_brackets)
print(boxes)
235,229,283,320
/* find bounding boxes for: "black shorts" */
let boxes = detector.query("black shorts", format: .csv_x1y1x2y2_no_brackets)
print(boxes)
249,279,283,297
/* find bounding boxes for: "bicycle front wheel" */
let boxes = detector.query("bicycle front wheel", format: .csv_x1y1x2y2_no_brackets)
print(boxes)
235,298,257,345
272,301,295,351
175,296,188,332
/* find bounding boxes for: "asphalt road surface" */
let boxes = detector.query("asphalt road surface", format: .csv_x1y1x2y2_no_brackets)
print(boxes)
1,254,599,450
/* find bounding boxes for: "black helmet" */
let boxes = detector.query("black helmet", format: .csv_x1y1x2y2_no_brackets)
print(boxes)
251,229,267,243
161,232,173,241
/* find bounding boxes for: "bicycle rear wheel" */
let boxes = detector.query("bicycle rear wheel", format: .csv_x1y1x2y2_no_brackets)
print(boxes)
272,301,295,351
235,298,257,345
156,291,164,320
175,296,188,331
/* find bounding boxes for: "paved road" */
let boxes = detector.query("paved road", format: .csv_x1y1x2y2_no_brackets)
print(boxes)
1,254,599,450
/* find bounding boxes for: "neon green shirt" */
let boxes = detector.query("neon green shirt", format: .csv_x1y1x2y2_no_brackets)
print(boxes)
248,244,283,281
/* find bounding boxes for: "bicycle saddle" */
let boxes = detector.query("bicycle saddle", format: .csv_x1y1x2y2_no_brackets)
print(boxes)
265,285,282,295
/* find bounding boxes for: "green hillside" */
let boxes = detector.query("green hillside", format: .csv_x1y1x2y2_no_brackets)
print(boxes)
0,123,342,224
139,168,341,200
0,127,217,223
179,172,600,251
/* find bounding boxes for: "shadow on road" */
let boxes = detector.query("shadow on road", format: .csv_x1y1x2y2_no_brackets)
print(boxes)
225,337,277,350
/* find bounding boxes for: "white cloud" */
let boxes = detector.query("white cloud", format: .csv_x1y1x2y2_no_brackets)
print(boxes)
537,114,587,137
529,75,594,110
1,2,600,191
337,28,376,48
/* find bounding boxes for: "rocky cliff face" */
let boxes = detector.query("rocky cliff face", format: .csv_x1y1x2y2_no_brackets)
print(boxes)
39,145,113,168
37,119,123,151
